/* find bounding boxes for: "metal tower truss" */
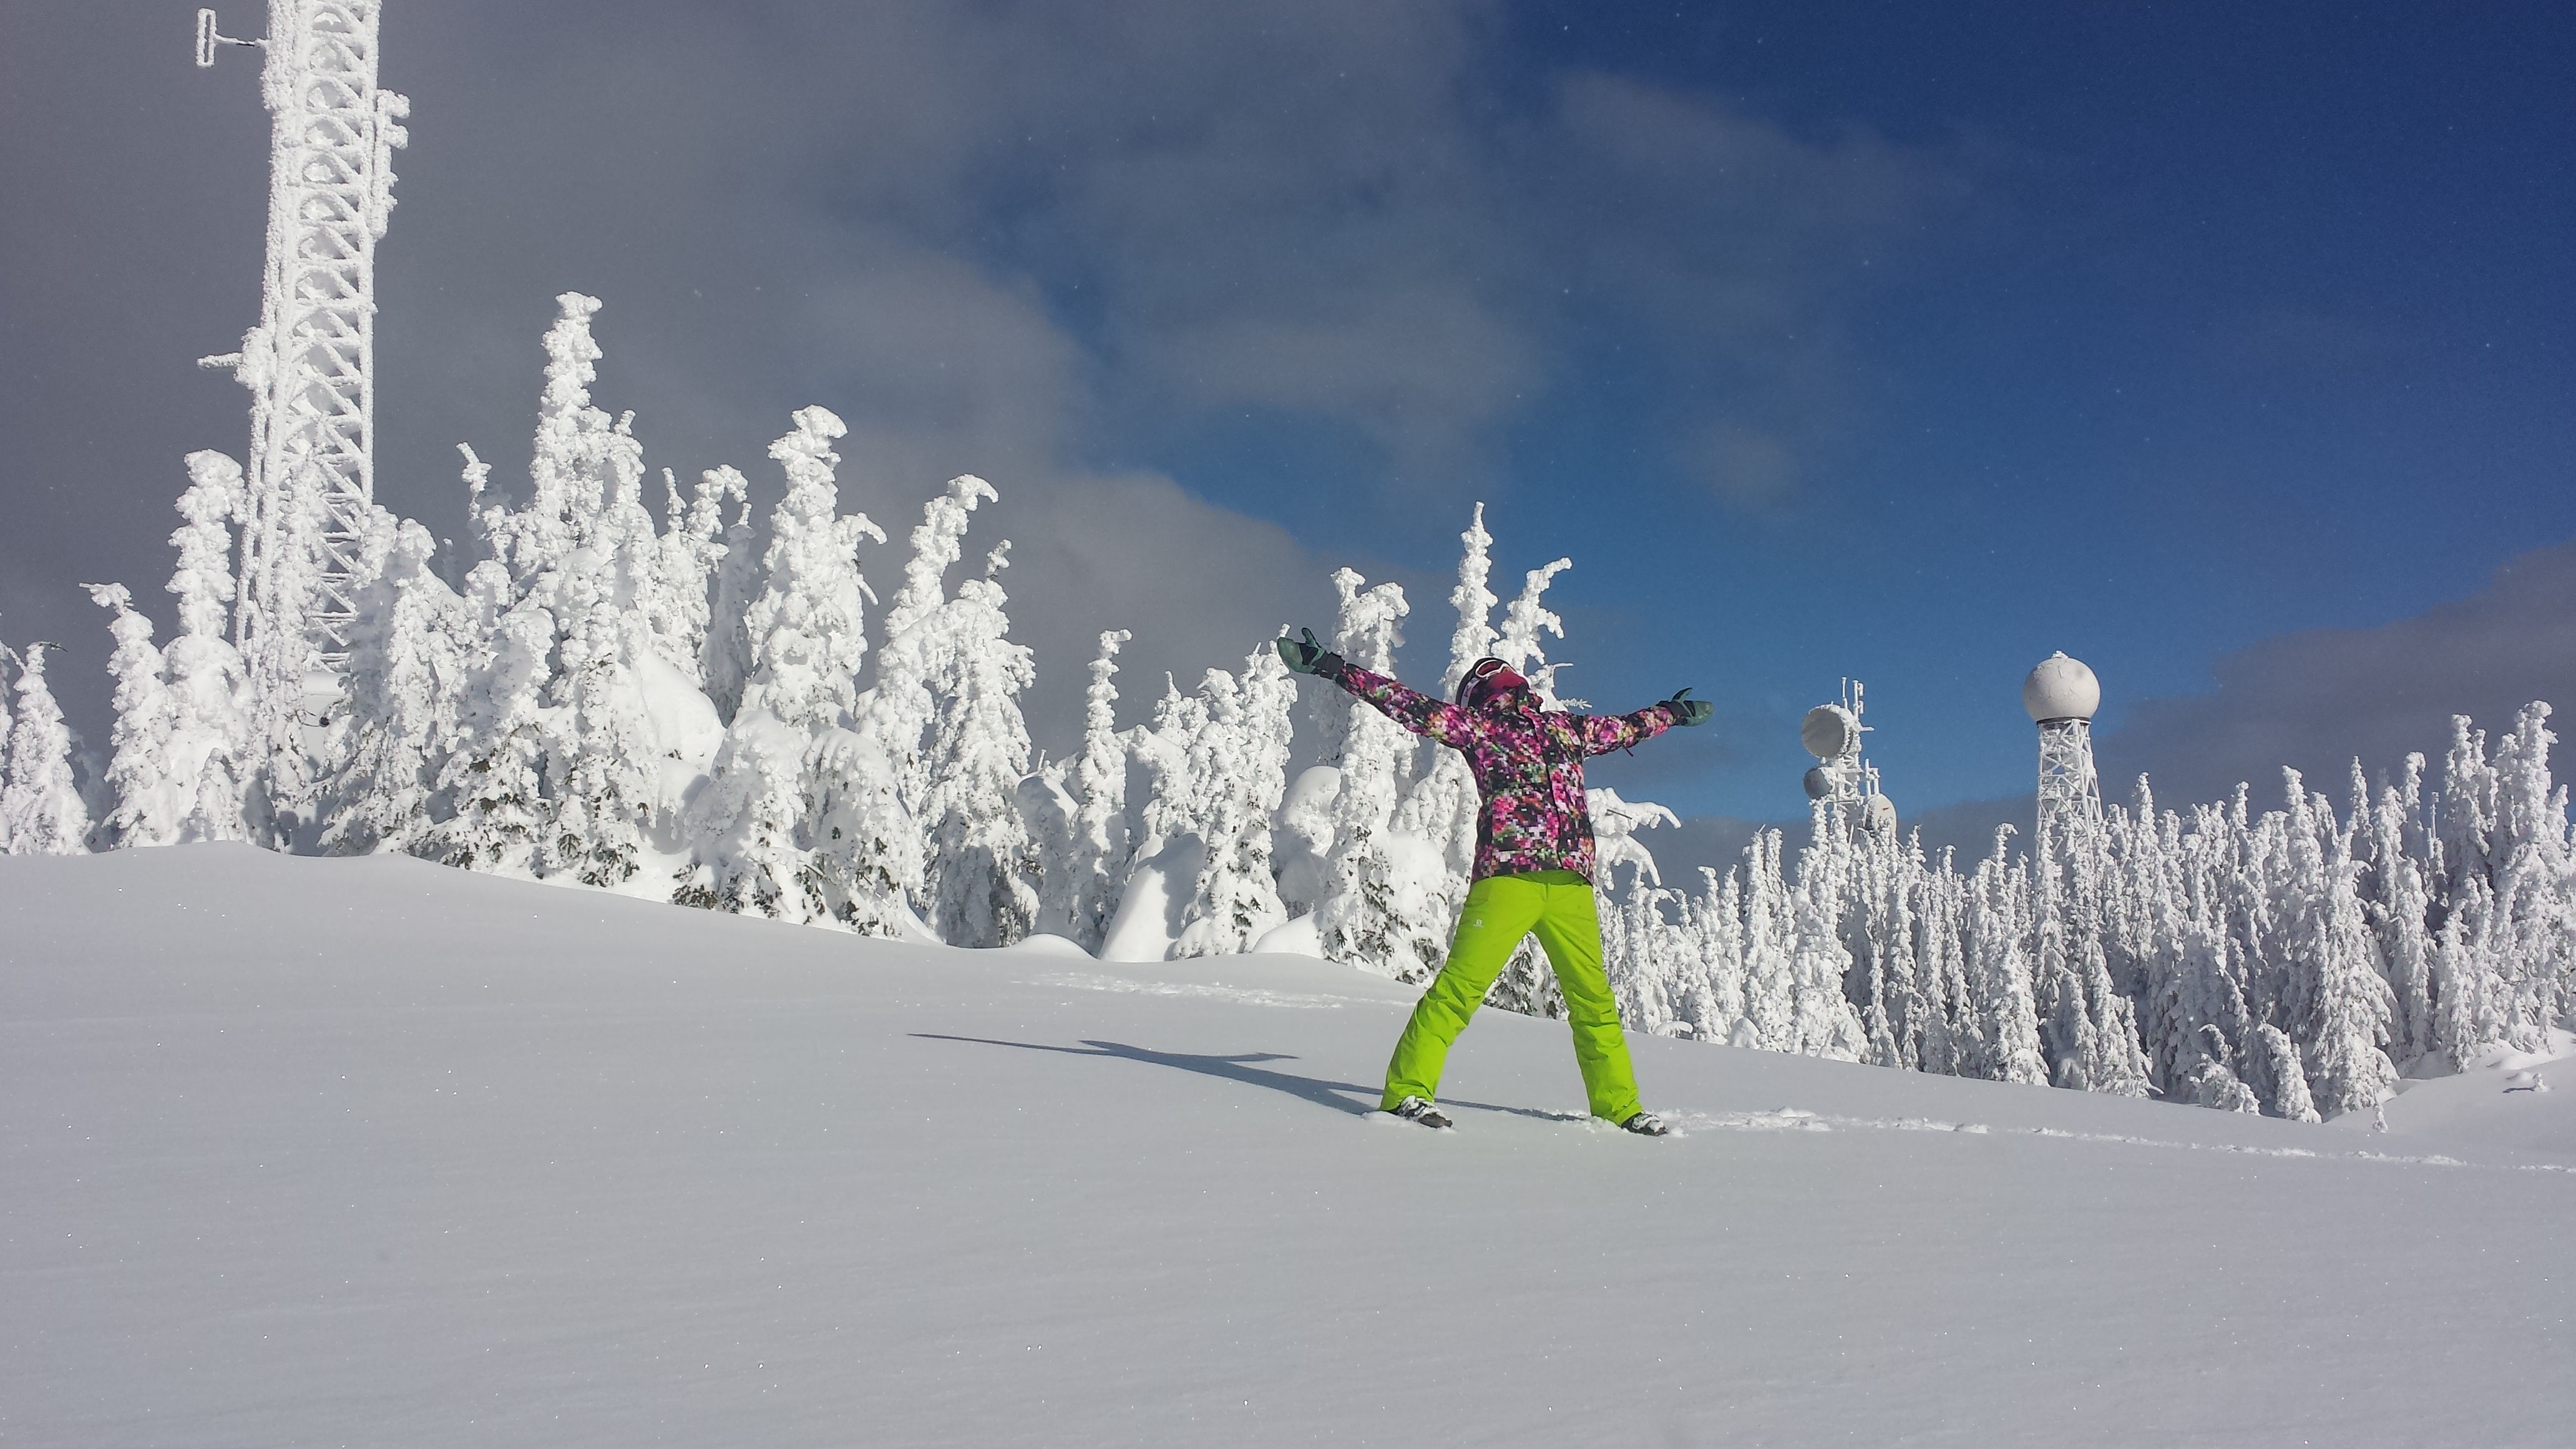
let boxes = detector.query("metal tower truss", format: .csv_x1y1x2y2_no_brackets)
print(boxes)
2035,716,2103,833
199,2,407,666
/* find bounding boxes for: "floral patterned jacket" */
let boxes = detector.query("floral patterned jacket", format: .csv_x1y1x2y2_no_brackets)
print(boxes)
1322,661,1679,883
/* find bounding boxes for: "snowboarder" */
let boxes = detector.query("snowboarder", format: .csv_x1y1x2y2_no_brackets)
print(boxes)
1275,630,1714,1133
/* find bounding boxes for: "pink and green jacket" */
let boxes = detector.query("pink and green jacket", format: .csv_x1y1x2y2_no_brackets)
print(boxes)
1322,661,1680,884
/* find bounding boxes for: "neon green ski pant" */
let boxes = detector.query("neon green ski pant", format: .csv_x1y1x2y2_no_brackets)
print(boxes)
1381,869,1642,1122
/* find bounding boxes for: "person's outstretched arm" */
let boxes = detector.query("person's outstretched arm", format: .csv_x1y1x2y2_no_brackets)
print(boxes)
1277,629,1482,748
1577,687,1712,756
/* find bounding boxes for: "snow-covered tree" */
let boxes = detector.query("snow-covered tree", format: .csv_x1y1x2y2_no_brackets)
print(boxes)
915,545,1042,948
700,467,762,724
1,642,92,856
1170,642,1297,957
83,583,177,849
321,521,469,857
1047,628,1134,952
422,576,552,877
737,409,882,732
1311,568,1443,980
688,409,896,928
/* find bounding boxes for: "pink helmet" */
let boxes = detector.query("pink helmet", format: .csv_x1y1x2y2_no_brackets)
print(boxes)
1454,656,1528,710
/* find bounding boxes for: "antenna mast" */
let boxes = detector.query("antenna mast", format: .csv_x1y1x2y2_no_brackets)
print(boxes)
197,3,408,672
1799,679,1897,837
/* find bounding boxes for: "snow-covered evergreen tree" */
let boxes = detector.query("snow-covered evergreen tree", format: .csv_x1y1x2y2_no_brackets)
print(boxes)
687,409,896,929
1050,629,1134,952
422,587,552,877
699,467,761,724
321,521,467,857
1,642,92,856
2271,772,2399,1118
83,583,177,849
1170,642,1297,957
736,409,882,733
1311,568,1444,980
915,545,1042,948
162,451,254,843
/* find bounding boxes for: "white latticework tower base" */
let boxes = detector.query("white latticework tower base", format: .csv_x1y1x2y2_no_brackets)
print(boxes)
2036,716,2102,836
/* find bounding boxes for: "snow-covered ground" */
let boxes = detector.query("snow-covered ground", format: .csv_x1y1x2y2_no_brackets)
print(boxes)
4,846,2570,1447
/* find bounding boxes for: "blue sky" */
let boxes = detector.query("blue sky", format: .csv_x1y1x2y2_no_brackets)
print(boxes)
3,1,2569,844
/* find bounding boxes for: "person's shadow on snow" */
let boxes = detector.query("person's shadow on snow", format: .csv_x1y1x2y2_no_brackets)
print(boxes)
910,1035,1380,1116
910,1035,1574,1125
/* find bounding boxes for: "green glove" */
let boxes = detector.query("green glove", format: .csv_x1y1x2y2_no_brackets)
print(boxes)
1276,628,1342,676
1661,687,1714,726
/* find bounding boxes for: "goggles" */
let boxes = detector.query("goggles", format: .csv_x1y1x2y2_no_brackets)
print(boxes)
1454,656,1529,708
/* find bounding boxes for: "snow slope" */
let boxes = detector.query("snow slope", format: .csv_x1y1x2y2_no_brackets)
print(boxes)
4,847,2570,1448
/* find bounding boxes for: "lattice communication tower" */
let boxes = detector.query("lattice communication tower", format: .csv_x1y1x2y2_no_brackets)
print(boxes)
2024,651,2103,836
196,3,407,666
1800,679,1897,837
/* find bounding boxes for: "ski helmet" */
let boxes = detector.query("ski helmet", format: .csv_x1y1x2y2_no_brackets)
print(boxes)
1455,656,1528,710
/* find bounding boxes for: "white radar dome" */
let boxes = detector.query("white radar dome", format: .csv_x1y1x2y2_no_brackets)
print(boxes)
2022,652,2101,723
1800,704,1861,760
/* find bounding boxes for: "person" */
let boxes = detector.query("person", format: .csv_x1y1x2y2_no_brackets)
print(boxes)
1274,629,1714,1133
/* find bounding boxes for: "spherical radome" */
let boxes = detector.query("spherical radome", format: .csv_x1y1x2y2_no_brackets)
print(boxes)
2022,651,2101,722
1800,704,1860,759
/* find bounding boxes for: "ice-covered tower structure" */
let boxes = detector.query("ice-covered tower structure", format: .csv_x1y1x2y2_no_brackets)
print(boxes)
195,4,408,676
1800,679,1896,836
2023,651,2102,834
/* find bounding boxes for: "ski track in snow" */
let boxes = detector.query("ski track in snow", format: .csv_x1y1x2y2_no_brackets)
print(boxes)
1028,971,1358,1010
1654,1105,2552,1171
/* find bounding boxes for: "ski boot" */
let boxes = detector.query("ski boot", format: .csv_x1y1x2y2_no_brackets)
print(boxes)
1387,1096,1453,1129
1619,1111,1669,1137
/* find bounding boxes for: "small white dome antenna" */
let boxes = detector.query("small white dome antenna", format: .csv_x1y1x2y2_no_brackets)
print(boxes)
1799,678,1896,837
2024,651,2104,836
194,10,262,68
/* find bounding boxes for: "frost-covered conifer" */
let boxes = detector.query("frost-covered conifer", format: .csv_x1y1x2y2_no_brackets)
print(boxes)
2185,1025,2263,1112
321,521,467,857
0,636,10,851
2032,826,2152,1095
2252,1023,2320,1122
690,411,895,927
738,409,883,731
1735,829,1800,1050
1050,629,1134,952
2273,773,2398,1118
868,473,998,822
162,451,254,842
1312,568,1444,980
915,546,1042,948
1964,827,2048,1084
698,467,761,723
648,467,736,681
2482,703,2573,1046
1,643,92,856
83,584,177,849
1493,557,1573,703
422,590,552,876
1171,642,1296,957
2364,757,2439,1066
678,706,821,918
